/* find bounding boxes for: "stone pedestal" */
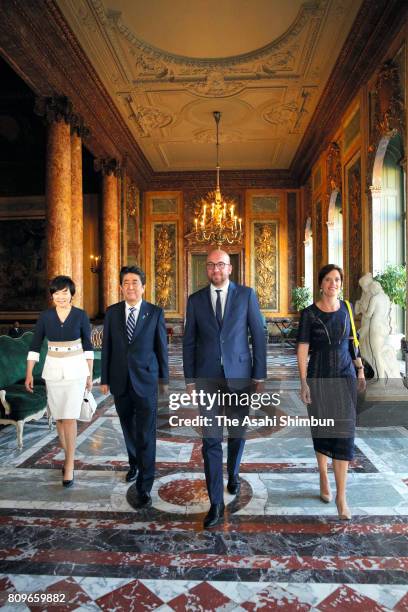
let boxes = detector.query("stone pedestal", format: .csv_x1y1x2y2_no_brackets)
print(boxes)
365,377,408,402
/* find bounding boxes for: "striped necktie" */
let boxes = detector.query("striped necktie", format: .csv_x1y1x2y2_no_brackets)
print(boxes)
127,306,136,342
215,289,223,329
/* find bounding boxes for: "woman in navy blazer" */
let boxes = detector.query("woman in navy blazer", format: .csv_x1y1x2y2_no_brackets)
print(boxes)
25,276,94,488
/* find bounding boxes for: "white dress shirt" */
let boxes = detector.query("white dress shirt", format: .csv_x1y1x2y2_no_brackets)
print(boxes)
210,281,229,318
125,300,142,326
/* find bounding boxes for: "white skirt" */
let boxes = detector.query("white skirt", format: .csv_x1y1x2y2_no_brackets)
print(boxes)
46,377,87,420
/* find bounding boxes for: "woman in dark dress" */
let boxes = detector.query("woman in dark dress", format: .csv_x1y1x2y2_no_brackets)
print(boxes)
25,276,94,488
297,264,366,520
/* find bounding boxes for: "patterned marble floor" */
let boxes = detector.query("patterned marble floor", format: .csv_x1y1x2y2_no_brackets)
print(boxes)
0,345,407,611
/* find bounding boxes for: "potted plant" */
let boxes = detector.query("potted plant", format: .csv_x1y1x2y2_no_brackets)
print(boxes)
374,264,406,351
374,264,406,310
291,283,313,312
279,283,312,345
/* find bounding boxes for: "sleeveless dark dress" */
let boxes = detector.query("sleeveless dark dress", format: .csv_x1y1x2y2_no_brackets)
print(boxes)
297,301,359,461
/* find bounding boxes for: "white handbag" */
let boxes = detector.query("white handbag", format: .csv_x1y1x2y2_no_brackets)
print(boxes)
78,390,97,422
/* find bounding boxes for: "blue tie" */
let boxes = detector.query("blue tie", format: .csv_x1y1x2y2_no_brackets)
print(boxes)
127,307,136,342
215,290,223,329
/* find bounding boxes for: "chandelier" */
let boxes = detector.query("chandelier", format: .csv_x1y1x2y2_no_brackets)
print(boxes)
194,111,243,248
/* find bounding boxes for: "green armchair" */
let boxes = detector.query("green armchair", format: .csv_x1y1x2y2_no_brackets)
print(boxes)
0,328,102,449
0,332,51,449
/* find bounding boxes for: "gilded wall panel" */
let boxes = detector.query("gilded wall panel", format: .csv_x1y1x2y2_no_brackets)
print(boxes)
313,200,322,296
344,107,360,151
153,223,177,311
126,179,141,266
287,193,297,311
347,157,362,303
144,191,183,317
252,221,279,311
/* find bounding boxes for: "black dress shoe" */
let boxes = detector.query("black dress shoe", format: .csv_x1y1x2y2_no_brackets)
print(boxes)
227,475,241,495
125,466,138,482
135,491,152,508
203,503,225,529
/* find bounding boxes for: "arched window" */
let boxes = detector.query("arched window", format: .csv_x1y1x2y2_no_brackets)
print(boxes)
380,134,405,269
327,190,343,268
304,217,313,294
372,133,406,333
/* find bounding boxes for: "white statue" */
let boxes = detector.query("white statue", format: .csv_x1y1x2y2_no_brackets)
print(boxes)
355,273,400,380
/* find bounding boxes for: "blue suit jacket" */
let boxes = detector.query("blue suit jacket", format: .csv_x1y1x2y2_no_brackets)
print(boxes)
101,300,169,397
183,282,267,384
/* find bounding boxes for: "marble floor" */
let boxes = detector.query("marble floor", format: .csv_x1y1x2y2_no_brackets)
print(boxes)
0,345,408,611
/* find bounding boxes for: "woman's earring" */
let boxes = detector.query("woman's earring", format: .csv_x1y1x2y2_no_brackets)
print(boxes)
319,288,323,294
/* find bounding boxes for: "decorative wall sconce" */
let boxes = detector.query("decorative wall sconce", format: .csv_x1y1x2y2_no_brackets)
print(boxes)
90,254,101,273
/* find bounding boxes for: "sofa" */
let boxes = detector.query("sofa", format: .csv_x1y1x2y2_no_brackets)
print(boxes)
0,329,102,449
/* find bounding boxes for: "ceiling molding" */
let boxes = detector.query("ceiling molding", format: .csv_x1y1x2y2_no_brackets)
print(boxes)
148,169,298,191
291,0,408,183
91,0,321,67
0,0,405,189
57,0,361,171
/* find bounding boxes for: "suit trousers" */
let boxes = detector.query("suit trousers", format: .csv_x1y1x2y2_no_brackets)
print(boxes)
114,378,157,493
199,375,249,504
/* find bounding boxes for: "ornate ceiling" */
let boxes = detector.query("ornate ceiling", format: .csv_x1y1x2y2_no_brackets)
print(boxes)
56,0,363,172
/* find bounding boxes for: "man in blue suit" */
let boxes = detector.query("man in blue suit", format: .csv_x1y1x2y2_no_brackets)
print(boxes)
183,249,267,528
101,266,168,508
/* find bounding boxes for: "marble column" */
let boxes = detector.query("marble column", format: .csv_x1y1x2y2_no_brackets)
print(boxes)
97,159,121,310
42,97,73,281
70,118,89,307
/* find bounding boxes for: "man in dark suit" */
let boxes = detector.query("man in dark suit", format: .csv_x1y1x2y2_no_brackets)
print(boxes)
9,321,23,338
183,249,267,528
101,266,168,508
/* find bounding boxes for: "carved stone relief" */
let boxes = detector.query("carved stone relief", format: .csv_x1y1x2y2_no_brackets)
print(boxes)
374,60,405,139
263,88,315,133
118,94,173,137
368,59,406,186
186,72,246,98
261,48,298,74
193,129,243,144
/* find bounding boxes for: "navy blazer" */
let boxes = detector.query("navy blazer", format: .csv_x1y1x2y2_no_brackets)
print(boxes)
101,300,169,397
183,282,267,383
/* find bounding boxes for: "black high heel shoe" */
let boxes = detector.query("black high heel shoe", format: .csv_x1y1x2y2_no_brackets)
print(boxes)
62,466,74,488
